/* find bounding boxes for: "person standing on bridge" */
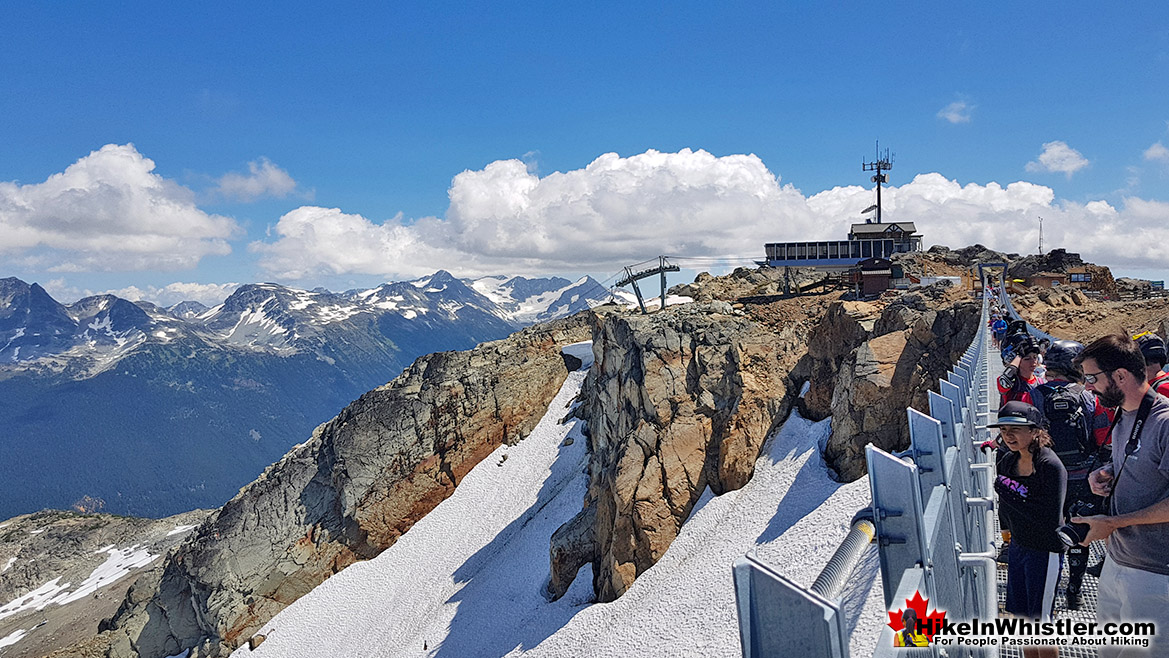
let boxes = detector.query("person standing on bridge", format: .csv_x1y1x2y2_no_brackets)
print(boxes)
998,335,1046,406
991,402,1067,623
992,314,1008,349
1029,339,1113,610
1073,335,1169,658
1134,332,1169,398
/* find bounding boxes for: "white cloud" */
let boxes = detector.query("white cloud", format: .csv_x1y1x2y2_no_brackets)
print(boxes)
937,100,973,124
102,281,239,307
250,148,1169,279
1144,142,1169,163
0,144,239,271
39,279,238,307
1025,141,1090,178
214,157,300,201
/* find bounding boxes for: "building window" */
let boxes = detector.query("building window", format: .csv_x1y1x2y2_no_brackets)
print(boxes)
829,243,839,259
862,241,872,258
851,242,861,258
797,244,806,259
819,243,829,258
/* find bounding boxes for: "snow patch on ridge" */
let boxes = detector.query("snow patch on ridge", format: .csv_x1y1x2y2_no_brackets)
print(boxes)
0,627,31,650
0,546,158,621
229,341,884,658
232,343,596,658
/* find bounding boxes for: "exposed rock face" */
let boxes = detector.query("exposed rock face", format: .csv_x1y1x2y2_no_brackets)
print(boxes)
87,316,590,658
820,290,980,480
799,301,880,420
550,301,817,602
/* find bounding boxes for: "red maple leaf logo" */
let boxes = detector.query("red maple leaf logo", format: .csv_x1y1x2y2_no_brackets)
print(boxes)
886,591,947,642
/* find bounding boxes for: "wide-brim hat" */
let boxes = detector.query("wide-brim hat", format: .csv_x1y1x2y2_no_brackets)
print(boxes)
988,401,1044,428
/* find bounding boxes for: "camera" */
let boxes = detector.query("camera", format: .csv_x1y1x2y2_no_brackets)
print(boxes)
1057,499,1101,547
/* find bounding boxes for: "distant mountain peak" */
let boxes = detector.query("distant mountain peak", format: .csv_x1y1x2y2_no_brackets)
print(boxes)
167,300,210,320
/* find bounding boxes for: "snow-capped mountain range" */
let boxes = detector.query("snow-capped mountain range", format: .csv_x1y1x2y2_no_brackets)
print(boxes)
0,272,608,370
0,272,610,520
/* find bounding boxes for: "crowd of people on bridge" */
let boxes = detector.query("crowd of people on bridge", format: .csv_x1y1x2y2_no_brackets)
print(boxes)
984,300,1169,658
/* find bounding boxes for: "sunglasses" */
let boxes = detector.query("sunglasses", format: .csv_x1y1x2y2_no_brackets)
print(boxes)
1081,369,1116,385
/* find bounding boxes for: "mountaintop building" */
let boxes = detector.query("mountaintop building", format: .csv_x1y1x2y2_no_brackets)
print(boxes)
762,220,923,271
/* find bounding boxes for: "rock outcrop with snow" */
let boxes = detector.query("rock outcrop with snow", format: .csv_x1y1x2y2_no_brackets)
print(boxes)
82,316,591,658
551,299,826,602
0,509,210,658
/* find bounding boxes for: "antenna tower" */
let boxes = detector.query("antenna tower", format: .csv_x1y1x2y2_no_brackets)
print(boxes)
1038,216,1044,255
862,142,894,224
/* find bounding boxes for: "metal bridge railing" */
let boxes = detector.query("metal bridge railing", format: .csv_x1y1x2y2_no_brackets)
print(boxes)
733,285,998,658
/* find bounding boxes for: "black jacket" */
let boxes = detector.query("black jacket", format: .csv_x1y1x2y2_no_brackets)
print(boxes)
995,446,1068,553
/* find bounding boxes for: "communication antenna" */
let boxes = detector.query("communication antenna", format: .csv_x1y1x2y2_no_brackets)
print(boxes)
862,142,894,224
1037,216,1044,255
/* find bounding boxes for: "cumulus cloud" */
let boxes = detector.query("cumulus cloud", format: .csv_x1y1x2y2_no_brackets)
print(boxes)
214,157,300,201
250,148,1169,279
1144,142,1169,163
937,100,973,124
39,279,237,307
1025,141,1090,177
103,281,239,307
0,144,239,271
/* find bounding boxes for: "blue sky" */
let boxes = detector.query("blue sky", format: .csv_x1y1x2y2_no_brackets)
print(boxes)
2,2,1167,305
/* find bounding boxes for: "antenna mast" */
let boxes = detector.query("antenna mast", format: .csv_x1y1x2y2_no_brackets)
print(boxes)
1038,216,1044,255
862,142,894,224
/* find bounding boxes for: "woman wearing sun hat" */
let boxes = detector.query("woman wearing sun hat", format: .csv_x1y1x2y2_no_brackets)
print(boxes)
991,401,1067,656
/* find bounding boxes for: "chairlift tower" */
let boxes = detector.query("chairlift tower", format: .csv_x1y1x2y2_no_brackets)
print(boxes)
862,143,894,224
616,256,681,314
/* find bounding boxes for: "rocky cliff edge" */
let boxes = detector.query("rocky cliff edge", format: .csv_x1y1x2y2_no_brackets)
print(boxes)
80,315,590,658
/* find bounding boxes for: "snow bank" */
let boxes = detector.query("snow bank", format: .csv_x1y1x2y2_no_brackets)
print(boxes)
230,341,883,658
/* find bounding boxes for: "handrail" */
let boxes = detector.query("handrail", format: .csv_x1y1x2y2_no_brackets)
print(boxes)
733,271,1000,658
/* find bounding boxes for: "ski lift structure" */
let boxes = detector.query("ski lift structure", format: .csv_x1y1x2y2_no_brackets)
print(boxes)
616,256,680,314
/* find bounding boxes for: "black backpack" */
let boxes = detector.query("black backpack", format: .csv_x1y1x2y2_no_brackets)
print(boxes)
1036,382,1093,467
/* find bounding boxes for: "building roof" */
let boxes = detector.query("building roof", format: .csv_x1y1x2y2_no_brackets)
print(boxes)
849,221,918,235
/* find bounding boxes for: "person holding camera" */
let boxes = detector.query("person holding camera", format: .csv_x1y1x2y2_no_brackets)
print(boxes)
991,401,1068,629
1030,339,1114,610
998,335,1046,406
1072,335,1169,657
